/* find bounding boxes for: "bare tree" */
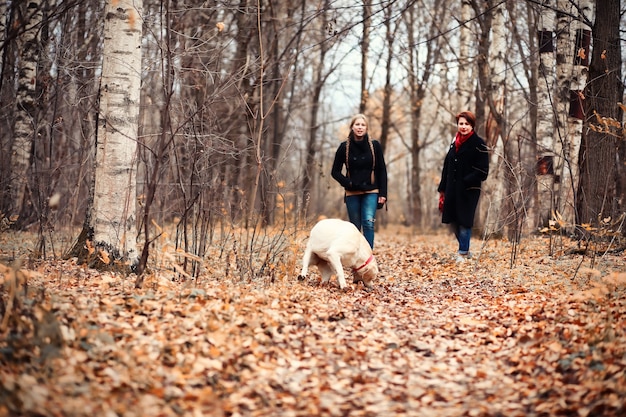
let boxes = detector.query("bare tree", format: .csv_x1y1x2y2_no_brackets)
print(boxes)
402,0,448,227
378,4,399,155
247,0,284,226
577,0,623,228
302,1,335,218
481,0,508,237
56,2,103,228
360,1,371,113
70,0,143,271
225,0,258,225
0,2,6,74
0,3,11,189
7,0,43,221
501,0,539,244
135,0,179,278
3,0,623,265
535,0,557,226
554,0,592,226
456,0,473,111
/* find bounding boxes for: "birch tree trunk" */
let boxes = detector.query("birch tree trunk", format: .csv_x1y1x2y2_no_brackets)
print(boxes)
0,2,7,185
456,0,472,111
90,0,142,267
554,0,575,226
535,1,557,226
0,2,6,70
359,1,371,114
9,0,42,219
481,0,507,236
555,0,592,227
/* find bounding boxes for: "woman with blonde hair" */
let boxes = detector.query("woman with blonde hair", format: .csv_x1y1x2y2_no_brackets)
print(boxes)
331,114,388,249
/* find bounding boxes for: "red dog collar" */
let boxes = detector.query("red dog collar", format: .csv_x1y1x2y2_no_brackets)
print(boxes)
353,254,374,272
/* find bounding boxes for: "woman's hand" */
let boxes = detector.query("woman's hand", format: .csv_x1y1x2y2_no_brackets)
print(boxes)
438,192,445,213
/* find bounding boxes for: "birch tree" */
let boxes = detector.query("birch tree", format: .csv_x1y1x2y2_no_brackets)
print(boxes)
89,0,143,268
554,0,592,226
360,1,371,113
8,0,43,220
535,0,557,226
0,2,6,75
554,0,576,225
456,0,472,111
480,0,507,236
554,0,592,225
565,0,592,207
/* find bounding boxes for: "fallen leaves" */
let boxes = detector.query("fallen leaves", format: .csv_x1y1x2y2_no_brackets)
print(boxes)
1,228,625,416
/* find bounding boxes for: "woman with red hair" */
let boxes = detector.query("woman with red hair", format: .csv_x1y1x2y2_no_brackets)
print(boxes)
437,111,489,261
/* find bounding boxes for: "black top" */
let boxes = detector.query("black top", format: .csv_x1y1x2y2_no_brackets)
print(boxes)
331,133,388,199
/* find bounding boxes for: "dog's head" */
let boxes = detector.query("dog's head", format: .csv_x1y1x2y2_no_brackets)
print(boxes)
355,255,378,286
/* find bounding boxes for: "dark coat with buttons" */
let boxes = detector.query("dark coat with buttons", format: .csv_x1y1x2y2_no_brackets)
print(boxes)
331,133,388,199
437,132,489,228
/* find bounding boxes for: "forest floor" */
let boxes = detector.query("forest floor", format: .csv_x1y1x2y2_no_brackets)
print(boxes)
1,226,625,417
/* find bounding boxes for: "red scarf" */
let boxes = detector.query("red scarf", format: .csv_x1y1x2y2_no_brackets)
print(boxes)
455,131,473,152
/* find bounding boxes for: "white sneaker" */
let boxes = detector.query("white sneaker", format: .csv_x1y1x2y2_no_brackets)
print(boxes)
455,253,471,263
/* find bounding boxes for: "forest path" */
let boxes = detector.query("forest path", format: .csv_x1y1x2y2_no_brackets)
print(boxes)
1,229,625,416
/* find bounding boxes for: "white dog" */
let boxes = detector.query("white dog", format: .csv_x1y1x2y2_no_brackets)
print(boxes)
298,219,378,289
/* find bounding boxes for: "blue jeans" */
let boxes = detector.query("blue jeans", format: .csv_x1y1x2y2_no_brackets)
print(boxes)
454,224,472,254
345,193,378,248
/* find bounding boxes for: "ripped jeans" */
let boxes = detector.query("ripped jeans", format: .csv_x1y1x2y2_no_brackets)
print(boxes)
345,193,378,249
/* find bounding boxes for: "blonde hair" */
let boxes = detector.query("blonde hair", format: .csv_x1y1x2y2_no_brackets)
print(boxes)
350,113,368,129
345,113,376,183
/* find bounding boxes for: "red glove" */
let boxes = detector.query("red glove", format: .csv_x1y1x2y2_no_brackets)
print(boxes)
438,193,444,213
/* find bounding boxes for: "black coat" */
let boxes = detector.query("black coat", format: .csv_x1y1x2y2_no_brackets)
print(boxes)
437,132,489,228
331,134,387,199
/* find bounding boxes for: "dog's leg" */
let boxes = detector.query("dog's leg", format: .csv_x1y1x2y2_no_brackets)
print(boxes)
297,244,313,281
326,252,347,289
361,277,373,290
318,261,333,285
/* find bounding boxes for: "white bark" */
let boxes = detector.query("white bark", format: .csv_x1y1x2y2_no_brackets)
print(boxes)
456,0,472,110
0,2,6,51
9,0,42,216
536,1,557,226
556,0,593,225
91,0,143,265
554,0,574,224
482,1,507,236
